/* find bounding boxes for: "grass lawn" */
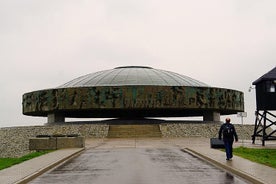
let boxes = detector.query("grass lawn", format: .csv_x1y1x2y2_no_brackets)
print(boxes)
0,151,51,170
233,147,276,168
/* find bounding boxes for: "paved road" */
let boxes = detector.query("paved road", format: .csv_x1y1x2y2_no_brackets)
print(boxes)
30,139,249,184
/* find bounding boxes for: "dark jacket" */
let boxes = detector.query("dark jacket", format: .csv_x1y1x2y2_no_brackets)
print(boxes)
219,123,238,141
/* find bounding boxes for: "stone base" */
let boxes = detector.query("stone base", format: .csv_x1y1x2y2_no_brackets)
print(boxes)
203,111,220,121
47,113,65,123
29,136,85,151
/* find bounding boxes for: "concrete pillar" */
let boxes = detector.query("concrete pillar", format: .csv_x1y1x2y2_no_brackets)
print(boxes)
203,111,220,122
47,113,65,123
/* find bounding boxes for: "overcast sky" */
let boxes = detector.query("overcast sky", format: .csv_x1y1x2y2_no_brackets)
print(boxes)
0,0,275,127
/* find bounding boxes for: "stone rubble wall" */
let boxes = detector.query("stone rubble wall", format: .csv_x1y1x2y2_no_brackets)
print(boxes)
0,124,108,158
160,123,255,139
0,123,256,158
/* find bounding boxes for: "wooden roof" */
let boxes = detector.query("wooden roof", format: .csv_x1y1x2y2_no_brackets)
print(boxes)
253,66,276,85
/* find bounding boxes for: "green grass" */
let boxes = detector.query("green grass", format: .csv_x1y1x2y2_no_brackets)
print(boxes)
0,151,51,170
233,147,276,168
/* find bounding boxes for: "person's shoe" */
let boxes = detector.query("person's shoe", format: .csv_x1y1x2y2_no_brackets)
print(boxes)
226,158,232,161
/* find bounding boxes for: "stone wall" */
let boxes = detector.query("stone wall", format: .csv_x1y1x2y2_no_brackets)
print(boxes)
0,122,256,158
160,123,255,139
0,124,108,158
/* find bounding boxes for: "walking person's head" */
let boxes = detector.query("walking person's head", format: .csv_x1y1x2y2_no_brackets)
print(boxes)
225,118,231,123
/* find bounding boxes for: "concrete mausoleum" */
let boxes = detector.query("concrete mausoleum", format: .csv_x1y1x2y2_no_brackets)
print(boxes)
22,66,244,123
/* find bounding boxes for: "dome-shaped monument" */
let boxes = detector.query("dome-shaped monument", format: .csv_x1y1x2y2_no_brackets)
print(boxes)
58,66,209,87
22,66,244,123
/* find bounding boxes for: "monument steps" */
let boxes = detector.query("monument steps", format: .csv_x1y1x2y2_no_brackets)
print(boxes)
107,124,162,138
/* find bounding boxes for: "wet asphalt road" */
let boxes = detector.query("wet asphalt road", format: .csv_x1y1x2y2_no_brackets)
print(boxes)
30,140,249,184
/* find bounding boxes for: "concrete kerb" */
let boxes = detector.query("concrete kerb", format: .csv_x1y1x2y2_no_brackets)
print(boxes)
184,148,265,184
16,148,85,184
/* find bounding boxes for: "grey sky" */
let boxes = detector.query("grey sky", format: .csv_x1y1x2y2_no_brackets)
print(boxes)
0,0,275,127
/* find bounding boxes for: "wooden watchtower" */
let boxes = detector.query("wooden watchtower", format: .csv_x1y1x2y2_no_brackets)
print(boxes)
252,66,276,146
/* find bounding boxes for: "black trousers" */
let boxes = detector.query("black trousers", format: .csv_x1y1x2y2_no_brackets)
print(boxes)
223,139,234,159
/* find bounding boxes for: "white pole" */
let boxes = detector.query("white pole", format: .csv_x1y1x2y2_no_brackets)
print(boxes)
241,116,244,146
237,112,247,147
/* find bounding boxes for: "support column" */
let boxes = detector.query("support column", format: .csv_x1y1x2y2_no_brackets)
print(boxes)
203,111,220,122
47,113,65,124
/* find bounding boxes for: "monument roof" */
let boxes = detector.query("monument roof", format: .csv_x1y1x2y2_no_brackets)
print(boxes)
58,66,209,88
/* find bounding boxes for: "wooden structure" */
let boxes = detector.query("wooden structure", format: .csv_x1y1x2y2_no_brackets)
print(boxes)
252,67,276,146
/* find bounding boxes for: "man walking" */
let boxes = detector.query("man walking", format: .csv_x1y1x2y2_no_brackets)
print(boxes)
219,118,238,160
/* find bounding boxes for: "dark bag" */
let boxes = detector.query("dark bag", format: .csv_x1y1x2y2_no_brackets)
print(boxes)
210,138,224,148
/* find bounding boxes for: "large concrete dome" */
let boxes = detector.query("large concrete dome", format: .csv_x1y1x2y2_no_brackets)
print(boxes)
59,66,209,87
22,66,244,123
